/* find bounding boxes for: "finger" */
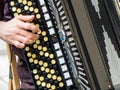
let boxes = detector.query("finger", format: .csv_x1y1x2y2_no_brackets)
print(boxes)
13,41,25,49
17,21,40,32
15,35,36,44
16,15,35,22
18,29,39,40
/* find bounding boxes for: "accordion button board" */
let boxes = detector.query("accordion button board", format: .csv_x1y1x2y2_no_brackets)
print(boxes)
8,0,92,90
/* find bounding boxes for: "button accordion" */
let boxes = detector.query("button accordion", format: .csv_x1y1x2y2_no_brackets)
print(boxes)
8,0,120,90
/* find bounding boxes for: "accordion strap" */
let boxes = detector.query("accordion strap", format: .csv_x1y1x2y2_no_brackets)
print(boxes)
6,43,20,90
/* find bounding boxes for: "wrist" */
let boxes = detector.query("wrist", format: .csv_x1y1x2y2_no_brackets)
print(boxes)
0,21,6,40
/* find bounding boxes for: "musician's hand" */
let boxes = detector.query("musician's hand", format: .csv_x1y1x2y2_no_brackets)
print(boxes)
0,15,40,48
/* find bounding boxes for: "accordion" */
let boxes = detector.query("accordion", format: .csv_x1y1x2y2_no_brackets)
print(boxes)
8,0,120,90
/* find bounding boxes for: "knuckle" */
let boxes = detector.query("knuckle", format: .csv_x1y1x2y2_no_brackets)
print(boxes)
20,44,25,49
29,40,34,44
16,45,20,48
28,33,38,39
33,25,37,29
27,34,33,39
17,44,24,49
35,35,39,39
25,24,31,30
15,29,20,34
33,35,38,40
13,41,25,48
31,25,38,32
14,42,19,48
23,38,29,44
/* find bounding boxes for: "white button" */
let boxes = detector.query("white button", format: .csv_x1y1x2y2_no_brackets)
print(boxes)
66,31,72,36
71,47,77,51
61,64,68,72
44,13,50,20
47,21,53,28
66,79,73,86
64,25,70,30
56,50,63,57
58,57,65,64
54,43,60,50
70,42,75,46
68,37,73,42
73,52,79,56
42,6,48,13
49,28,55,35
63,72,70,79
63,21,68,25
39,0,45,5
76,61,82,66
74,57,81,61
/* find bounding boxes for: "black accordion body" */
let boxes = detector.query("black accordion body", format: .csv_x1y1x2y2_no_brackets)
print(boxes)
8,0,120,90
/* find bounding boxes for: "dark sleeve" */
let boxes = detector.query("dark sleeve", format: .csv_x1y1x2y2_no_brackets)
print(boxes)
0,0,12,21
3,0,12,21
0,0,4,20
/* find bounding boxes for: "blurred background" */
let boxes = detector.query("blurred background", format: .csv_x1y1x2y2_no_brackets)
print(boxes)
0,40,9,90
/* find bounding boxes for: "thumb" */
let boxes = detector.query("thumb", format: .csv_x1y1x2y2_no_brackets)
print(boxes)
16,15,35,22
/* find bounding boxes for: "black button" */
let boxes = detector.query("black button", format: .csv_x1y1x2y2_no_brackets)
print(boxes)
31,63,35,69
42,72,47,76
44,78,49,82
38,70,42,75
56,71,59,75
48,64,53,69
44,87,48,90
20,4,24,8
49,79,53,84
16,2,20,7
36,65,40,69
53,65,57,70
54,80,58,85
32,2,36,7
39,86,43,90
